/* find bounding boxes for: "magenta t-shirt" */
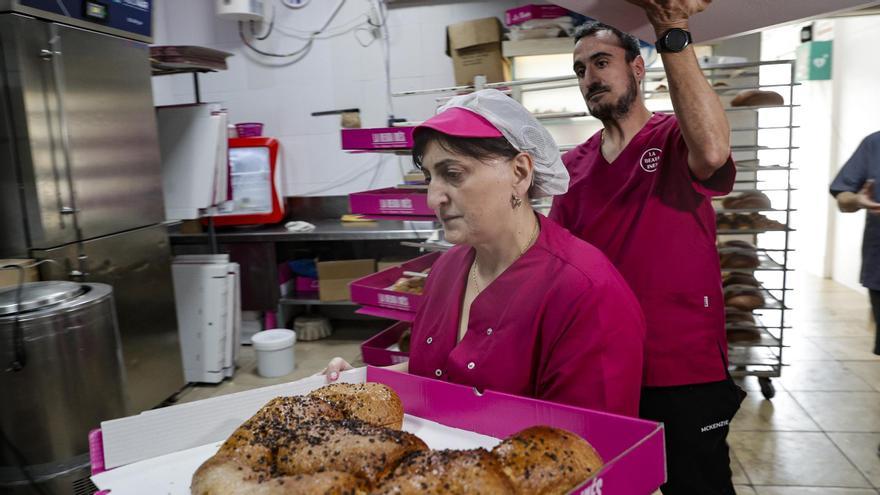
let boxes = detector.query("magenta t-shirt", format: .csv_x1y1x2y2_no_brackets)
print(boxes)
408,214,646,417
551,112,736,387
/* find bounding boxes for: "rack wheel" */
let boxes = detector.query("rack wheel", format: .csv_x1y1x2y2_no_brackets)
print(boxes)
759,377,776,399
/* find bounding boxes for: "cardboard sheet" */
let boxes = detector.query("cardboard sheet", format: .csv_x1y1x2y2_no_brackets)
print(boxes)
92,415,499,494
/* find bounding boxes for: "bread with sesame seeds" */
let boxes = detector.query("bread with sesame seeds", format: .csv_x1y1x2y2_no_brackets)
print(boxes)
308,382,405,429
191,455,365,495
492,426,603,495
373,448,515,494
275,418,428,484
215,396,344,471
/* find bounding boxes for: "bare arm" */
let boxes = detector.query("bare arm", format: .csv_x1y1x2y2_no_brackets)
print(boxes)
627,0,731,180
837,180,880,214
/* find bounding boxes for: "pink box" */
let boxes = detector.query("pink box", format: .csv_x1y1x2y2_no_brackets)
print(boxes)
341,127,414,150
505,4,570,25
361,321,411,366
349,187,432,216
370,368,666,494
90,367,665,494
295,276,319,294
349,252,439,317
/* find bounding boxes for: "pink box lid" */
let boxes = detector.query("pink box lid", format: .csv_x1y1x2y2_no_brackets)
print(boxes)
505,4,570,25
341,127,415,150
349,187,433,217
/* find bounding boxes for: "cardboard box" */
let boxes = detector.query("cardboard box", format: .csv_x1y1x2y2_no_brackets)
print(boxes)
348,187,432,217
91,367,666,494
317,259,375,301
446,17,511,86
350,252,439,321
0,259,39,288
341,127,414,150
377,260,405,271
505,4,570,26
361,321,411,366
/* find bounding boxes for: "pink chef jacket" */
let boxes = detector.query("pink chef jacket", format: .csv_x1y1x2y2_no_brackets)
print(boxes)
409,214,645,417
550,112,736,388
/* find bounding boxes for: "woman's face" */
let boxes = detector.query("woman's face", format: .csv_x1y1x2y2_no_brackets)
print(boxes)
421,141,530,246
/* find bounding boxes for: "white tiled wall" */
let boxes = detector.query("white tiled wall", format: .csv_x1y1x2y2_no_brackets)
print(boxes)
151,0,533,197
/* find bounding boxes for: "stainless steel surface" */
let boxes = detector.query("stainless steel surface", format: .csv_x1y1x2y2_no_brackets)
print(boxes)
0,14,164,257
51,22,165,241
0,281,82,315
0,0,152,43
34,225,185,414
0,283,126,492
0,14,78,255
170,219,438,243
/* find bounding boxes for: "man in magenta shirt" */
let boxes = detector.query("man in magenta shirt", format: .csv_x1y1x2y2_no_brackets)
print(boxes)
550,1,744,493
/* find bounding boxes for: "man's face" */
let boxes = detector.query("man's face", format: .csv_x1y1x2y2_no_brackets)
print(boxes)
573,31,642,123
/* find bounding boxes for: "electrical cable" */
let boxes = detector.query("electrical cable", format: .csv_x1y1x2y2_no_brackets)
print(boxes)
281,0,311,9
239,0,348,59
250,3,275,40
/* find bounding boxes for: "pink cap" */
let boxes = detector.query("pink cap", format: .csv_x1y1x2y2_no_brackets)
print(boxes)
415,107,503,138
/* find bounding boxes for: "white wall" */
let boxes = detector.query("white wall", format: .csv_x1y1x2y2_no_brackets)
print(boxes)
760,23,834,280
827,15,879,294
759,16,878,293
151,0,526,197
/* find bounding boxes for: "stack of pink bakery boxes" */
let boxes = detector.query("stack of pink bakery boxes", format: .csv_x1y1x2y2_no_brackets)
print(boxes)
342,126,434,221
351,252,440,365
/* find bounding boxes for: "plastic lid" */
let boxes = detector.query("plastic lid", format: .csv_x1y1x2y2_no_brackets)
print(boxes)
0,281,83,316
252,329,296,351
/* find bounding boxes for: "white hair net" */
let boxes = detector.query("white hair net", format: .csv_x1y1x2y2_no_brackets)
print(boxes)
437,89,569,197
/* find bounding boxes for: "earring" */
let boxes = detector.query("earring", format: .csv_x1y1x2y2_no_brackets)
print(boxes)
511,194,523,209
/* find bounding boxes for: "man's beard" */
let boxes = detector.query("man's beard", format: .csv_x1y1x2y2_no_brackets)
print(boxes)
585,75,638,123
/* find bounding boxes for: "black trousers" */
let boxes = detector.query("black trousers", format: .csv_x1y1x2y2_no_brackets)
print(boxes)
871,289,880,355
640,378,746,495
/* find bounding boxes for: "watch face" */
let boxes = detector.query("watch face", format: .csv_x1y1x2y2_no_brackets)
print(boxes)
665,29,689,51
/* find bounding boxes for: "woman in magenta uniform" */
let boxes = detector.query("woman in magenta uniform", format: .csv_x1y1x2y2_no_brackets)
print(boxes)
325,90,646,417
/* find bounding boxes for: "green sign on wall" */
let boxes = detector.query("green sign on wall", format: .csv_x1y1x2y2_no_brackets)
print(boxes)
796,40,832,81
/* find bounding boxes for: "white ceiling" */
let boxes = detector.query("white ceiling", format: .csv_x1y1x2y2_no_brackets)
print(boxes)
551,0,880,43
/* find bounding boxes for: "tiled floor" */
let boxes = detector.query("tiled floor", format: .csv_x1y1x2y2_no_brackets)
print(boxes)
175,274,880,494
727,273,880,494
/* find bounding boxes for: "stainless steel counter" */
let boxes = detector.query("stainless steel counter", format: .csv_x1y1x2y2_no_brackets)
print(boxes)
169,219,438,243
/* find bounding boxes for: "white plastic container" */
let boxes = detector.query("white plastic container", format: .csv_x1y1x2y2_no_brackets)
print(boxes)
251,329,296,377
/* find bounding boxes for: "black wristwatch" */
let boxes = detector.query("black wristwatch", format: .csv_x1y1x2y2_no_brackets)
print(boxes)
656,28,692,53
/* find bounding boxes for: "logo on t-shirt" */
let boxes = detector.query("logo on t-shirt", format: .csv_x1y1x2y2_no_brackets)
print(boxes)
639,148,662,172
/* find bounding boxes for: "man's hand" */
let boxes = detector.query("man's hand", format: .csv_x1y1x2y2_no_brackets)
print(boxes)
624,0,711,30
837,180,880,214
856,180,880,213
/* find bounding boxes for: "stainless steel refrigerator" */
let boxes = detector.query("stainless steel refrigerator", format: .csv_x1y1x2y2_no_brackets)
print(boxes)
0,2,184,415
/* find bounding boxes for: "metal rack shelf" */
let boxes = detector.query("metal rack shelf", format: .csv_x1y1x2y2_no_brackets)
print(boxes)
717,227,792,235
389,59,798,399
721,252,787,272
279,297,358,307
